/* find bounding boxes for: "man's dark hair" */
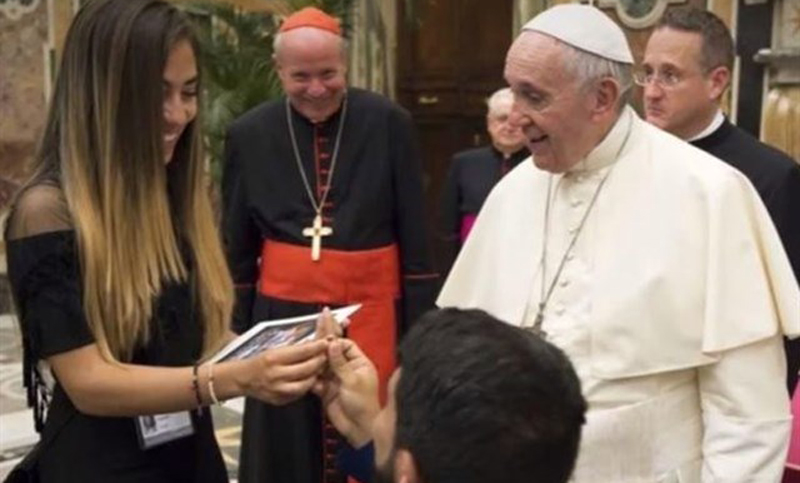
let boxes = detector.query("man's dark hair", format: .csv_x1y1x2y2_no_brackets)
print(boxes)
395,308,586,483
657,7,734,73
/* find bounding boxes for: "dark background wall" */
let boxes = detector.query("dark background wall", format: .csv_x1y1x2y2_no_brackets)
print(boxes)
736,0,774,138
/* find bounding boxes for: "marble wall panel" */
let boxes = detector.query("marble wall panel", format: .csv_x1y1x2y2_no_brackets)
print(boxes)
0,0,48,209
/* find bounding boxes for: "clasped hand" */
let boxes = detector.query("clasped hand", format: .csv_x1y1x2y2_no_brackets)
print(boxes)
237,308,340,405
241,309,381,447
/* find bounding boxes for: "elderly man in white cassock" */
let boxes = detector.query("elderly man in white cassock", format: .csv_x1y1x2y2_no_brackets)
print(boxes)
438,4,800,482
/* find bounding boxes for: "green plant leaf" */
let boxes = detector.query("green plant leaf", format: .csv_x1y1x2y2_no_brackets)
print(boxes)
185,0,425,184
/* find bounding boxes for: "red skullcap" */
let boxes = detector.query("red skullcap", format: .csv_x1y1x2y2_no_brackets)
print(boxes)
279,7,342,36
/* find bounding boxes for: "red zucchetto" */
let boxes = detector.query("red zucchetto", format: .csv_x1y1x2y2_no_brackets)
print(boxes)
278,7,342,36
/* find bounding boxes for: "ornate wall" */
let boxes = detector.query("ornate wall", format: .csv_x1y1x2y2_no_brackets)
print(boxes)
0,0,50,209
347,0,398,98
1,0,790,211
759,0,800,163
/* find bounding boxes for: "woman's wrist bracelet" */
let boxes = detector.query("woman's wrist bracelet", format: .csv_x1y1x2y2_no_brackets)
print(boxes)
207,362,221,406
192,363,204,415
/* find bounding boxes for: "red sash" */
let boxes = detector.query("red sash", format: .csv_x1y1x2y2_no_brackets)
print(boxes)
259,240,400,400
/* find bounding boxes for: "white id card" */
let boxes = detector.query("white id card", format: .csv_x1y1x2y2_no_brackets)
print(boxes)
135,411,195,450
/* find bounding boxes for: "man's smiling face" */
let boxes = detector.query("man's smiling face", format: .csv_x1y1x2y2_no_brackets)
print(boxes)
504,32,600,173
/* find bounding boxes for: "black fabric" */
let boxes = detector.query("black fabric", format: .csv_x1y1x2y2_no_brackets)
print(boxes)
223,87,439,333
692,119,800,392
337,442,374,483
5,230,227,483
3,400,75,483
4,455,38,483
438,146,528,274
223,88,437,483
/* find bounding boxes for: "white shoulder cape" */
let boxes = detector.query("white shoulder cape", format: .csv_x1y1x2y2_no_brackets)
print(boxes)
438,113,800,378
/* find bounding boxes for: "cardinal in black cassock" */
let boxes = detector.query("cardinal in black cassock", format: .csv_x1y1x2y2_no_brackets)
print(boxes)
222,7,438,483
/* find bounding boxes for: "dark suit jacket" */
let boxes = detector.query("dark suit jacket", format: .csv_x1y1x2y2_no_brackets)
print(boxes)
693,119,800,392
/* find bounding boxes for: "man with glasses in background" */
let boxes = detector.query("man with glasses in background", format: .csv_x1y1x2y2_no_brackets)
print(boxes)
642,7,800,393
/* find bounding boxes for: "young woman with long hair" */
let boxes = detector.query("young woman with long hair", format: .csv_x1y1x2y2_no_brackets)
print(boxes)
4,1,330,481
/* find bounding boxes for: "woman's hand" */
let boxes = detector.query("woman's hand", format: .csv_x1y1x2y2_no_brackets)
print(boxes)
239,339,329,405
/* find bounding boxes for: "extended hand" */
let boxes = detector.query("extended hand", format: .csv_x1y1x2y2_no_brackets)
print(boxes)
244,340,329,405
316,338,380,447
315,307,346,340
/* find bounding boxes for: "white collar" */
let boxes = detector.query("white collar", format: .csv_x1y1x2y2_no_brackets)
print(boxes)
569,106,634,173
688,110,725,142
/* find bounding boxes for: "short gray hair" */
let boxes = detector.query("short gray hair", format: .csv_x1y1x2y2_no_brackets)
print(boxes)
558,41,633,111
486,87,514,116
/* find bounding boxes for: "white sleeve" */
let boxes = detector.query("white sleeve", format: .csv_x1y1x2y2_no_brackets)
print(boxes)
698,335,791,482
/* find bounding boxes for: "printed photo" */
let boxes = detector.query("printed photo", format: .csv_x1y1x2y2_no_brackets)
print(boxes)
221,319,317,362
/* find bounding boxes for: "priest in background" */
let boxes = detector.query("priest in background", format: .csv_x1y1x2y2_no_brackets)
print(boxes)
222,7,438,483
642,6,800,393
439,87,528,273
438,4,800,481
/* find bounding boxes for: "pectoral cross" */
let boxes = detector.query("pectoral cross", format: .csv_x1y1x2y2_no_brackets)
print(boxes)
302,214,333,262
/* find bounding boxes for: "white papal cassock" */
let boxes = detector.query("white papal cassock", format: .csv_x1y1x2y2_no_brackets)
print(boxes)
438,106,800,482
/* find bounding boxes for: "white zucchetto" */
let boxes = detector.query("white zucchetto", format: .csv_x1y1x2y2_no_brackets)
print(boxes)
522,4,634,64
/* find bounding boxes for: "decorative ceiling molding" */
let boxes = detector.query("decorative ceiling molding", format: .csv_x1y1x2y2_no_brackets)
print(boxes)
0,0,41,21
596,0,687,30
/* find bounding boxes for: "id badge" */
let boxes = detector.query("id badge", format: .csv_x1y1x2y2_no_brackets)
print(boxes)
135,411,195,450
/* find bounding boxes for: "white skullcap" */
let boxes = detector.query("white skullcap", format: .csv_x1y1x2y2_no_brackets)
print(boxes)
522,4,633,64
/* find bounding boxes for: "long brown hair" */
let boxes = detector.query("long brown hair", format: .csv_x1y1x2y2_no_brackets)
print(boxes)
31,0,232,361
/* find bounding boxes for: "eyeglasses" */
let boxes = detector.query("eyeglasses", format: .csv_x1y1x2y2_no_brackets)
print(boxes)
633,70,683,89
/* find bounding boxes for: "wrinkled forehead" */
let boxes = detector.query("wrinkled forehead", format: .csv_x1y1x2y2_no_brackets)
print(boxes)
506,31,561,64
505,32,571,88
644,27,705,69
275,27,345,61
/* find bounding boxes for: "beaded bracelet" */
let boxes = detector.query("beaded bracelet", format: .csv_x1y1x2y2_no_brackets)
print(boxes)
192,363,204,415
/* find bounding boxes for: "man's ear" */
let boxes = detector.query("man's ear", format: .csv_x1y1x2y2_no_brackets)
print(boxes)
591,78,621,119
274,58,289,84
707,65,731,101
393,449,422,483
